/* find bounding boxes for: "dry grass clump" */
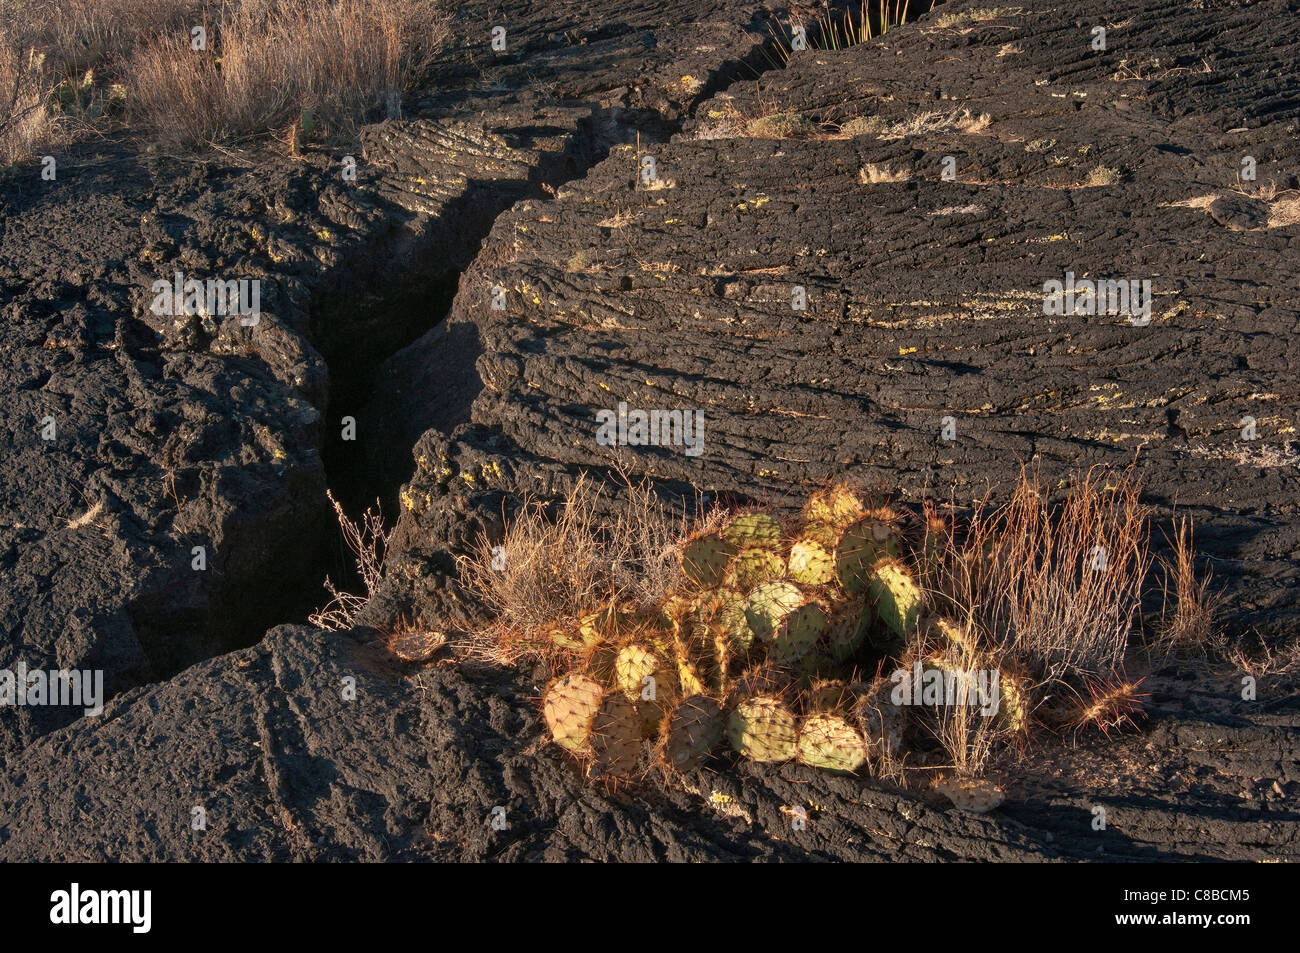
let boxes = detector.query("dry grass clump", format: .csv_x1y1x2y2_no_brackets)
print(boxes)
0,37,53,163
131,0,449,149
840,115,887,137
1152,517,1220,659
1085,165,1122,187
912,466,1156,775
932,6,1010,30
457,473,688,665
0,0,449,160
930,467,1150,681
859,162,910,183
878,106,990,140
744,111,819,139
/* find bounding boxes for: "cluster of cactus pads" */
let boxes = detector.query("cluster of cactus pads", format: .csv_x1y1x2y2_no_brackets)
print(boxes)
539,485,1019,778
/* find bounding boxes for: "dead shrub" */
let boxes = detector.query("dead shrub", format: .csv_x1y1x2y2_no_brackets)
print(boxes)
0,33,54,164
309,490,391,631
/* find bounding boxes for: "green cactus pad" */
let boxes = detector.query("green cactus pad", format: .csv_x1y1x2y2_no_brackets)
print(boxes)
835,518,899,594
733,547,787,589
614,643,666,702
542,673,604,752
726,695,797,763
768,602,828,666
826,597,872,662
664,695,724,770
788,538,835,585
869,562,923,637
797,713,868,773
723,512,784,549
715,590,754,653
681,532,737,587
744,581,805,642
589,693,642,777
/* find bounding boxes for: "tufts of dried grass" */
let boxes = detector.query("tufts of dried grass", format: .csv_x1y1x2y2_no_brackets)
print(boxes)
456,473,690,665
0,0,449,160
1152,516,1220,660
129,0,449,149
928,466,1152,683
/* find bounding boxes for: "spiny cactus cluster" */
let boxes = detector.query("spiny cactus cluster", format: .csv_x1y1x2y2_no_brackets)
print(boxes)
538,485,1019,779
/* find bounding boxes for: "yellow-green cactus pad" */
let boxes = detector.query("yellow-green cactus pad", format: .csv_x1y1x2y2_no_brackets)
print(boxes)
681,532,737,587
835,517,899,594
726,695,797,763
733,547,787,589
868,562,922,637
768,602,828,666
788,538,835,585
723,512,784,549
744,581,805,642
801,485,865,530
797,713,868,773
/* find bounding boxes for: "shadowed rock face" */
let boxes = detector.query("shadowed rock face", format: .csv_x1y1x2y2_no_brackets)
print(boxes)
1,0,1298,862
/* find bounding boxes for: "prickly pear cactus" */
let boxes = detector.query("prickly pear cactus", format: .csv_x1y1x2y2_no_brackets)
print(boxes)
797,713,868,773
835,517,898,593
768,601,827,666
808,678,851,714
997,668,1029,736
543,673,604,752
802,485,866,531
663,695,724,771
744,581,805,642
614,643,664,701
723,512,784,549
726,695,797,763
732,547,787,589
681,532,737,587
676,649,707,696
589,693,642,777
788,538,835,585
529,481,1044,784
856,677,903,763
826,597,871,662
715,589,753,653
869,562,922,637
